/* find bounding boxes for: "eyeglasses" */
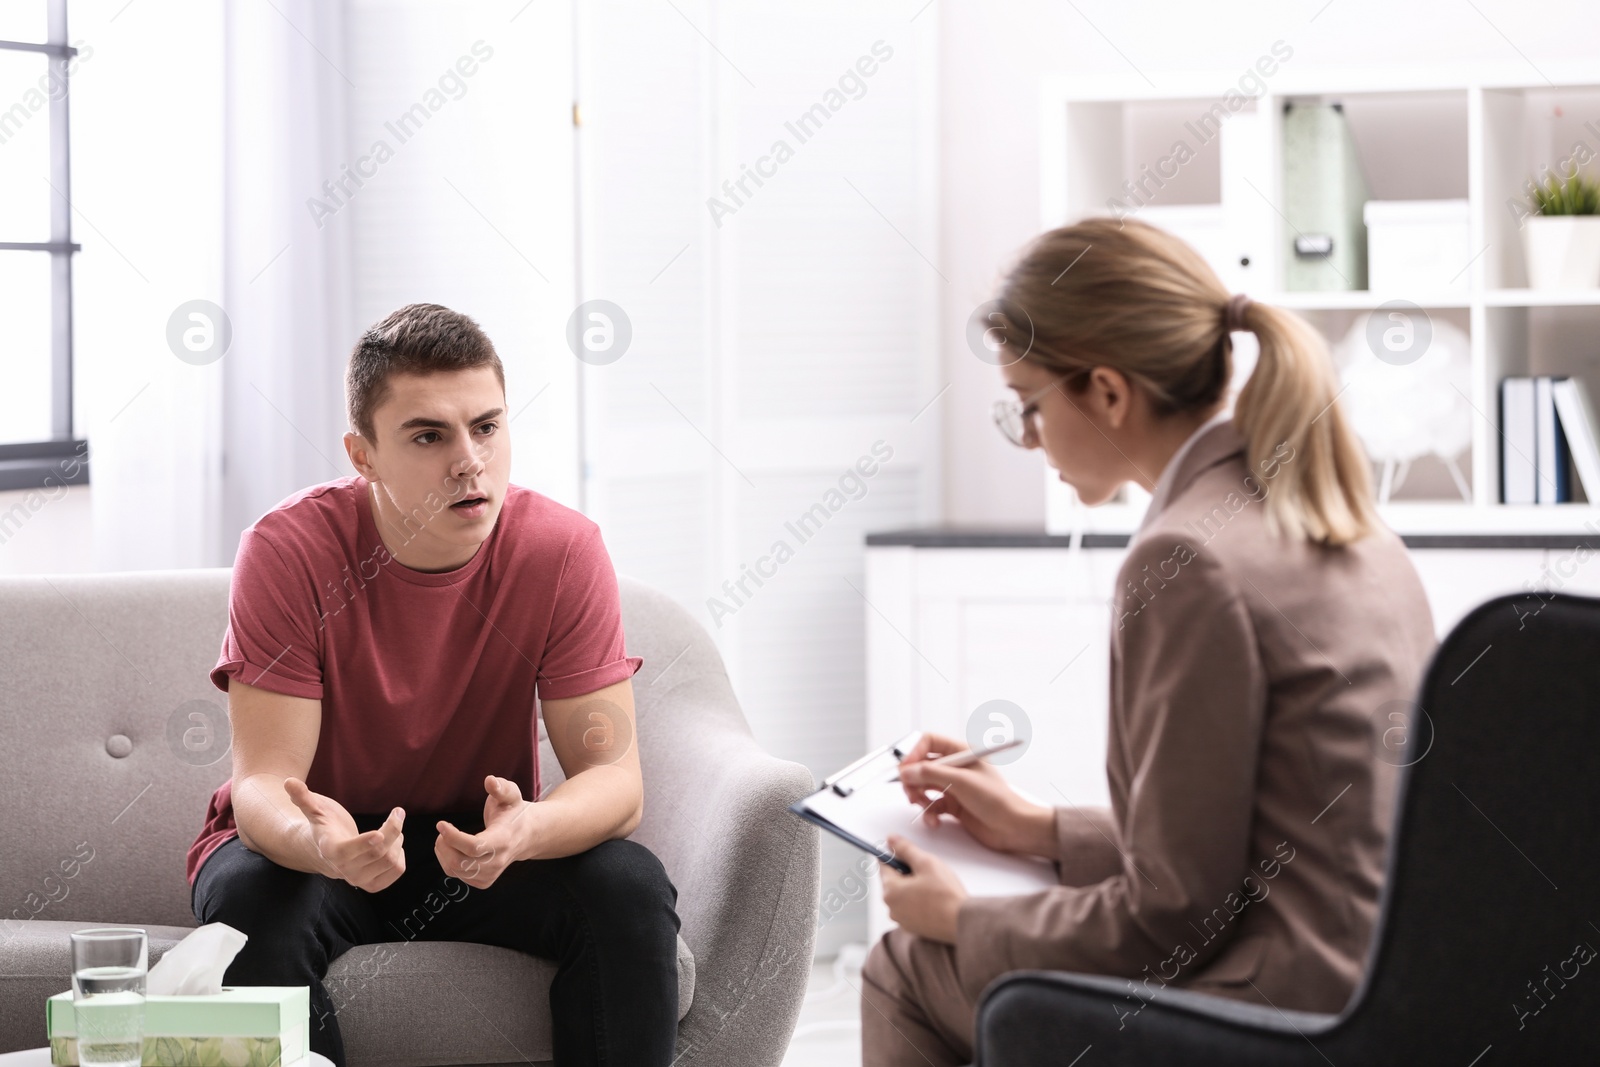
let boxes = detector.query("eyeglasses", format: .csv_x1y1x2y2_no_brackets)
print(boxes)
991,369,1092,447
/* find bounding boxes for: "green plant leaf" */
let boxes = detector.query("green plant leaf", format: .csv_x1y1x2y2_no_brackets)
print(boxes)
1529,169,1600,215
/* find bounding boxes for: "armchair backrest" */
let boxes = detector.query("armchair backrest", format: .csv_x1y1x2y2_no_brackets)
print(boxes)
1348,591,1600,1059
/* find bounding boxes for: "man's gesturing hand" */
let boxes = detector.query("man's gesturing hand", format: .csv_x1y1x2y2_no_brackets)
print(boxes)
435,774,530,890
284,776,407,893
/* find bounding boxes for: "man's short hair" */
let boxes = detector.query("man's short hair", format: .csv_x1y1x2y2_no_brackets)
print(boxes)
346,303,505,441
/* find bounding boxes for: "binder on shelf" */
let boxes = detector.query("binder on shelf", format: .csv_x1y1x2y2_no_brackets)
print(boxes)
1282,101,1369,292
1552,378,1600,503
1501,377,1537,505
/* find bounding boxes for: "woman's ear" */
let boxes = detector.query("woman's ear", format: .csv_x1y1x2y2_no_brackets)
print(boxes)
1086,366,1135,430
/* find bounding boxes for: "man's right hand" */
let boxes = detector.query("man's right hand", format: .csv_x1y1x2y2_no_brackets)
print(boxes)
284,777,406,892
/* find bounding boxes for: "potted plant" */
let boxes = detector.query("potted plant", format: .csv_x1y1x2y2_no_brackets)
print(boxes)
1522,170,1600,290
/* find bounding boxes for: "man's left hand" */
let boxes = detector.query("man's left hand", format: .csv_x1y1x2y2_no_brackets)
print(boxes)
434,775,534,889
880,834,969,944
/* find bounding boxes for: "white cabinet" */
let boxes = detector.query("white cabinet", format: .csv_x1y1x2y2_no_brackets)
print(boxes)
865,545,1123,810
1407,549,1542,635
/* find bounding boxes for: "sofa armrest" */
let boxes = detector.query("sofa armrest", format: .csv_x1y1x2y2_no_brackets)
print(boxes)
975,969,1339,1067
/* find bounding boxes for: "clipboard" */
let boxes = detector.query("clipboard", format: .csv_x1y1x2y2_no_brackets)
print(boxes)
788,731,923,874
788,732,1060,895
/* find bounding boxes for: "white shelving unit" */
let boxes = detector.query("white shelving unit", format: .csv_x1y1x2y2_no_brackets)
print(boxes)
1038,64,1600,537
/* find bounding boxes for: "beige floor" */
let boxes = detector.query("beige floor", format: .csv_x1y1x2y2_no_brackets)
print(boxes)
781,945,867,1067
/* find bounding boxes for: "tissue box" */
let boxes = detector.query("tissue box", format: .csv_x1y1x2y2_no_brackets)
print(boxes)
46,986,308,1067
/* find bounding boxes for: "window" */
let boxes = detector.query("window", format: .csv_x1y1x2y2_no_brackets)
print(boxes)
0,0,86,491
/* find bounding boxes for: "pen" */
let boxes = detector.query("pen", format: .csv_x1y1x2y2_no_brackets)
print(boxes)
887,737,1025,782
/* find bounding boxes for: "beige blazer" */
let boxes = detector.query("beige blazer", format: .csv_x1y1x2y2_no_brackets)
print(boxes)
954,419,1437,1016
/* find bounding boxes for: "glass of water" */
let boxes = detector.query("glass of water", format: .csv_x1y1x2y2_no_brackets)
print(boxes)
69,927,147,1067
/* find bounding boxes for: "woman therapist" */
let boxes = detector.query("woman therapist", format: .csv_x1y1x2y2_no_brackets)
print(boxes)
860,217,1437,1066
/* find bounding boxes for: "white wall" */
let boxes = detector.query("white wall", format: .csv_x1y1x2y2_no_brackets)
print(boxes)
0,485,93,574
937,0,1600,525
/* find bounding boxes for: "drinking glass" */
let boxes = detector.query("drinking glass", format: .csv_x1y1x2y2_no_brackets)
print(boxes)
69,927,147,1067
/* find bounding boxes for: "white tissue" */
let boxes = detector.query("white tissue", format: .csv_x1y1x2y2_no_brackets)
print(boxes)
146,922,249,995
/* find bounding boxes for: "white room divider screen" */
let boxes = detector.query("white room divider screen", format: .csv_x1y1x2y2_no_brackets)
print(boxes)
575,0,942,952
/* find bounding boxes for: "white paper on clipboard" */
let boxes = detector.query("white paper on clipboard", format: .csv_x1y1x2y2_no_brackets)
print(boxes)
798,748,1059,898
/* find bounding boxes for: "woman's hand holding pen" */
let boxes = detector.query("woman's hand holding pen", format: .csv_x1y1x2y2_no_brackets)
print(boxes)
895,731,1058,860
881,731,1057,943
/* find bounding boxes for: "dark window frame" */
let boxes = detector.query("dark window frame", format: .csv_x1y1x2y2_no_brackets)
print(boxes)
0,0,87,492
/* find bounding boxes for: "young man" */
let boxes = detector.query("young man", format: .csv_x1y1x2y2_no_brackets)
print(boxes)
186,304,680,1067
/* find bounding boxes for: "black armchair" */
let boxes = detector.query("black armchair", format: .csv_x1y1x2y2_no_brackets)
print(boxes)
973,591,1600,1065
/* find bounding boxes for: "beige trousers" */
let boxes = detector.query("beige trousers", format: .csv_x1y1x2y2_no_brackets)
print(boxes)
859,927,981,1067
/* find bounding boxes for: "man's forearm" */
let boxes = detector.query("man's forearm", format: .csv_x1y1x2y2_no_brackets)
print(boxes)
231,774,337,878
513,766,641,862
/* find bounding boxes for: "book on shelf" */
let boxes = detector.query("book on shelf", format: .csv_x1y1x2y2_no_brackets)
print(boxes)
1553,379,1600,503
1501,378,1536,504
1500,375,1600,505
1534,376,1568,504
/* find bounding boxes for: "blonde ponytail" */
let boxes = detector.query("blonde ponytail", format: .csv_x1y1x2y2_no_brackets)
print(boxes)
1232,300,1377,545
991,216,1378,546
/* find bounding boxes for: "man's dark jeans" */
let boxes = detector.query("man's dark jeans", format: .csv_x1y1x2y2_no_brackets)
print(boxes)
191,809,681,1067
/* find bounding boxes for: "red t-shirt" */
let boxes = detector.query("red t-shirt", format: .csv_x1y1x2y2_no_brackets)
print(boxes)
185,475,642,887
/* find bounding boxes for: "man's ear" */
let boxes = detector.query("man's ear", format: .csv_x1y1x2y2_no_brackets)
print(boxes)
344,431,377,479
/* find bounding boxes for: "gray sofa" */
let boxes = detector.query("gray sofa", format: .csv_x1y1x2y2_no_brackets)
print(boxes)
0,568,820,1066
